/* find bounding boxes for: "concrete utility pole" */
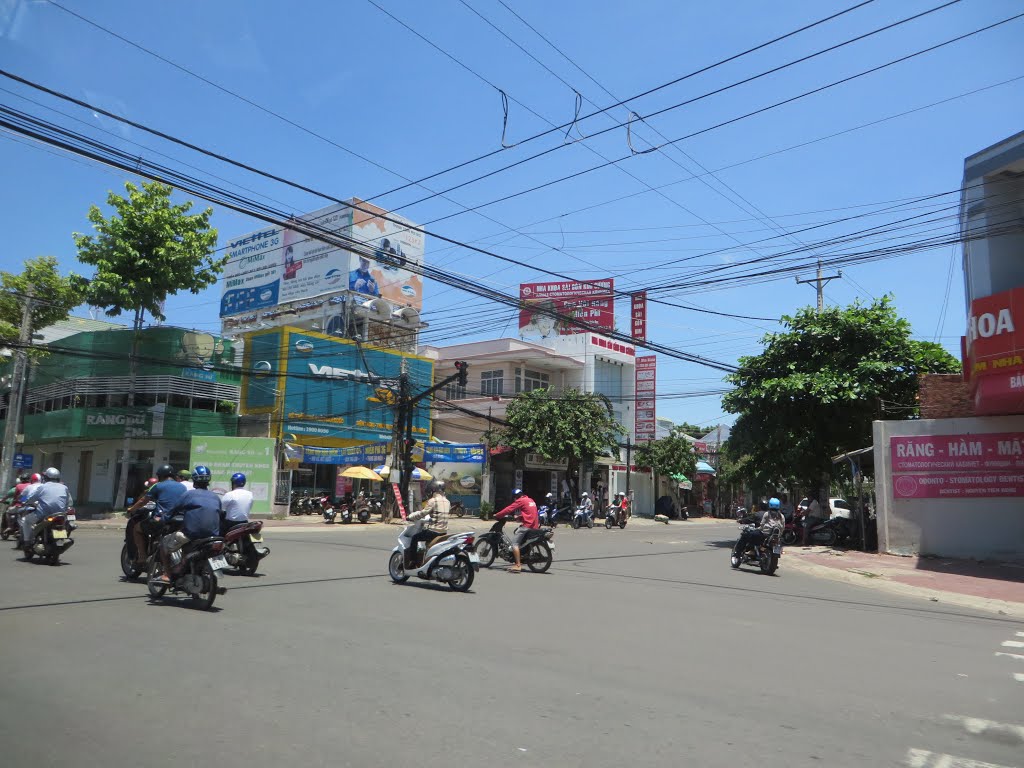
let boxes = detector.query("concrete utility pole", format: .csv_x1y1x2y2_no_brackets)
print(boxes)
796,261,842,313
0,290,34,491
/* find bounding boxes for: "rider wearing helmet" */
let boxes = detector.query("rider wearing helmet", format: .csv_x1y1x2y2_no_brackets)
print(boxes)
733,496,785,559
579,491,594,523
177,468,195,491
495,488,539,573
406,480,451,566
221,472,253,535
19,467,72,552
18,473,43,505
155,466,222,583
127,463,186,527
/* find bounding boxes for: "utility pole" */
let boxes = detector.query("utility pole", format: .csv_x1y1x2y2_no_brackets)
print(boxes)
624,437,632,502
796,260,842,313
0,290,34,491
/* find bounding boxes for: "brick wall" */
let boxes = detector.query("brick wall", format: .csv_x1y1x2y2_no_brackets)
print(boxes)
918,374,974,419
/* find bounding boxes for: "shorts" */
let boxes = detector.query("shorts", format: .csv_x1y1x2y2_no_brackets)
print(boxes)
512,527,533,547
161,531,188,552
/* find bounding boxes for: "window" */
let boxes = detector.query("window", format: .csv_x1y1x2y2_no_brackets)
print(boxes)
169,394,190,409
523,369,549,392
594,359,623,402
480,370,503,396
444,383,467,400
107,393,128,407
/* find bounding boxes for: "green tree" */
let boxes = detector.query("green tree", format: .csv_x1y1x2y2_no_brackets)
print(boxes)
73,181,223,506
495,388,626,484
634,427,697,481
0,256,85,342
722,297,960,490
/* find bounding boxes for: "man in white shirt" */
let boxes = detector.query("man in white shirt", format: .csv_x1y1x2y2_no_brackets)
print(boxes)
220,472,254,535
177,469,195,491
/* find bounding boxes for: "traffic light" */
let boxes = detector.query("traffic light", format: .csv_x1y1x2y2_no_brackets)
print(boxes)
454,360,468,388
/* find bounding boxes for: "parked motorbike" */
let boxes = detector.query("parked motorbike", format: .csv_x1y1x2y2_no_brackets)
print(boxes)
474,518,554,573
120,505,165,579
224,520,270,575
605,502,628,529
451,500,465,518
321,495,340,523
571,504,595,529
387,515,478,591
147,535,228,610
731,523,783,575
19,506,76,564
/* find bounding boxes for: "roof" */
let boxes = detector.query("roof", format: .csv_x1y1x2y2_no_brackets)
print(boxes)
36,316,125,344
699,424,731,444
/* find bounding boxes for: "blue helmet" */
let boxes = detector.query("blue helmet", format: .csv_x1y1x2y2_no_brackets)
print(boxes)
512,487,524,497
768,497,781,510
231,472,247,488
192,466,212,485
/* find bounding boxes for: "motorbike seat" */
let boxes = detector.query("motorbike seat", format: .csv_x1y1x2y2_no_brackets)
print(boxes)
184,536,224,552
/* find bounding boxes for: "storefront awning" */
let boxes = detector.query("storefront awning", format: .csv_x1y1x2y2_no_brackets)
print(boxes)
695,460,716,476
671,473,689,482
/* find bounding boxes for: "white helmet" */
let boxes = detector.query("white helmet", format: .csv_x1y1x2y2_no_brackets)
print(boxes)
581,492,589,498
43,467,61,481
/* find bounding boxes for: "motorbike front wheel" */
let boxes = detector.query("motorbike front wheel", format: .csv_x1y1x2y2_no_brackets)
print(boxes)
605,516,613,529
447,555,474,592
525,541,553,573
147,560,168,599
571,517,581,530
474,538,496,568
388,551,410,583
730,552,741,569
120,543,141,579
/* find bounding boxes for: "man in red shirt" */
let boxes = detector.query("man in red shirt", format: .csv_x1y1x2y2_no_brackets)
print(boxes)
495,488,539,573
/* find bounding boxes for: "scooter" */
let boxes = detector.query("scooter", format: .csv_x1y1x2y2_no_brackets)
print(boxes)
605,502,628,529
224,520,270,575
387,514,478,592
571,504,595,529
19,506,76,564
1,503,23,540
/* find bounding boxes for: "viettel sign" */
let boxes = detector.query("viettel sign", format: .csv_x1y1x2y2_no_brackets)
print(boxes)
964,285,1024,384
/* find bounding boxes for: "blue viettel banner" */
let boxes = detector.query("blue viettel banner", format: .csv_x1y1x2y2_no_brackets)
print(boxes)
303,443,391,465
423,444,485,463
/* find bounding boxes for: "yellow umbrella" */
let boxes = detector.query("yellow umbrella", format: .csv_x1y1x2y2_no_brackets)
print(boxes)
340,466,384,482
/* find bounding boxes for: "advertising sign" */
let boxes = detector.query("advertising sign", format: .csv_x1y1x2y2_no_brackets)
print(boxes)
964,285,1023,381
630,292,647,342
635,355,657,441
12,453,32,470
220,200,425,325
890,432,1024,499
519,279,615,337
425,445,485,509
189,436,276,516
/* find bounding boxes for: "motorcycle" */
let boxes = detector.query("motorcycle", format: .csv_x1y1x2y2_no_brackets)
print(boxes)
731,523,783,575
474,518,554,573
571,504,595,529
451,500,465,518
120,505,165,579
147,535,228,610
387,515,478,591
19,506,76,564
224,520,270,575
605,501,628,529
538,504,556,527
322,496,341,523
1,503,22,541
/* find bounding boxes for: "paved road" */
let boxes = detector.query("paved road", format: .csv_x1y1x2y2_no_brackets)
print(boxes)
1,519,1020,767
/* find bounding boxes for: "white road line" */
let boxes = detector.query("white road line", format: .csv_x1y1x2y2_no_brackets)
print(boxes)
906,748,1019,768
1000,640,1024,648
1014,673,1024,683
943,714,1024,744
1016,632,1024,637
995,652,1024,661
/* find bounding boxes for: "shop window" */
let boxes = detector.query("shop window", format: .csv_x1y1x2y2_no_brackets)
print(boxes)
514,367,521,394
523,369,549,392
136,393,157,407
108,393,128,407
169,394,190,409
84,394,108,408
193,397,217,411
480,370,503,396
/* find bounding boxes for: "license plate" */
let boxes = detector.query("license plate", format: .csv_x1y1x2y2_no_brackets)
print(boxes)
249,533,263,543
208,555,228,571
52,529,68,540
467,552,479,564
772,545,782,554
66,514,76,522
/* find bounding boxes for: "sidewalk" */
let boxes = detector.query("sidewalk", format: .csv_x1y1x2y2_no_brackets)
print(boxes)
786,546,1024,617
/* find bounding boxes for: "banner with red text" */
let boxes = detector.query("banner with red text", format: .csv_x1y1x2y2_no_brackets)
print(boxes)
519,279,615,337
631,291,647,342
635,355,657,441
891,432,1024,499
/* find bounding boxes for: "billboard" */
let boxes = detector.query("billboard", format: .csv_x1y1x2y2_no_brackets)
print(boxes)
635,355,657,441
189,436,276,516
220,200,425,329
631,291,647,342
519,279,615,337
891,432,1024,499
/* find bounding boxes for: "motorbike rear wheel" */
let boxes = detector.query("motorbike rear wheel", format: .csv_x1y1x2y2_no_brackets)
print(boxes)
781,529,798,546
813,528,837,546
388,551,410,583
447,555,474,592
525,541,553,573
586,517,594,529
618,519,627,529
474,538,496,568
191,563,218,610
761,553,779,575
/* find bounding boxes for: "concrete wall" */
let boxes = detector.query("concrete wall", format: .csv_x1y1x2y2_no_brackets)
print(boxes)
873,416,1024,561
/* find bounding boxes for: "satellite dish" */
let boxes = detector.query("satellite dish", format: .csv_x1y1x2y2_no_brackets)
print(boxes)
391,306,420,325
358,298,391,322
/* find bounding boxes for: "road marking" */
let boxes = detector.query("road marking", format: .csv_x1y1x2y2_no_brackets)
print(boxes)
1014,673,1024,683
1016,632,1024,637
995,652,1024,661
1000,640,1024,648
906,748,1018,767
942,715,1024,744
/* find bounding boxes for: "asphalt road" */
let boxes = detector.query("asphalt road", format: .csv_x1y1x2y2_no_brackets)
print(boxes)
1,519,1021,768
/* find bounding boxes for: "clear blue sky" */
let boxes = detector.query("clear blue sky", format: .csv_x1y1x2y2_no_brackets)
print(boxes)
1,0,1021,427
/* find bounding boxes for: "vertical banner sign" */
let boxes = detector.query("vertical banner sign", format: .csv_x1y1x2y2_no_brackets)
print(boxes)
635,356,657,441
630,291,647,342
392,483,408,520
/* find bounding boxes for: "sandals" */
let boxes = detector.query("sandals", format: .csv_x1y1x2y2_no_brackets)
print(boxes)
508,565,521,573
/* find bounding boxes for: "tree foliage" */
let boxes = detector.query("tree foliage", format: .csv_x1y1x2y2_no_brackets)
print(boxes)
634,427,697,479
672,421,709,440
73,181,222,323
722,298,960,488
495,388,626,474
0,256,86,342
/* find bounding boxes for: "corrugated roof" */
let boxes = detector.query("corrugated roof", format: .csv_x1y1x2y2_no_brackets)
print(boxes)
36,316,126,344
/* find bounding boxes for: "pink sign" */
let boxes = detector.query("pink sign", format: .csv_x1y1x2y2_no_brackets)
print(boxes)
519,279,615,336
891,433,1024,472
893,472,1024,499
635,355,657,442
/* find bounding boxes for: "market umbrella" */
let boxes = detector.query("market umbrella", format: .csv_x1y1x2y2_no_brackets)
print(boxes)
340,466,384,482
374,466,432,481
372,465,391,478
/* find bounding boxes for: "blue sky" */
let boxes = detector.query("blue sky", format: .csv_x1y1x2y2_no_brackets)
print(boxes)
1,0,1021,427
